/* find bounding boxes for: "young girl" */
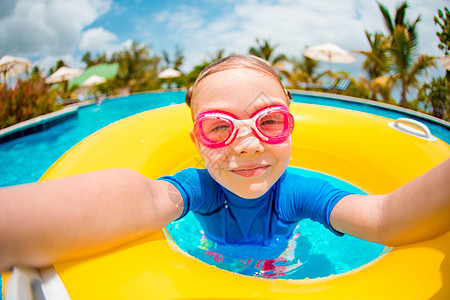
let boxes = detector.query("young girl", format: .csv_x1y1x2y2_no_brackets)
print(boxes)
0,55,449,273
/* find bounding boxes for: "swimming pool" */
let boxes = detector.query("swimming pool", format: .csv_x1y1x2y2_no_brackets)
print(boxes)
1,90,448,188
0,91,186,187
1,90,446,285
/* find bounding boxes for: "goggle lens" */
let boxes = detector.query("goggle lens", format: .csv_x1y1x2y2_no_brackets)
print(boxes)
196,118,233,144
258,111,290,138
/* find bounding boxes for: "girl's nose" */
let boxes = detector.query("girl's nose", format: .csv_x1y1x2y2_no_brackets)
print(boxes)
232,127,264,155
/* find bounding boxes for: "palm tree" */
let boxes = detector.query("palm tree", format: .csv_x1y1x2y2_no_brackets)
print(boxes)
208,49,226,62
377,1,436,107
47,60,66,77
359,32,390,79
110,41,160,92
162,46,184,70
249,39,287,69
281,55,326,89
389,26,436,107
356,31,390,100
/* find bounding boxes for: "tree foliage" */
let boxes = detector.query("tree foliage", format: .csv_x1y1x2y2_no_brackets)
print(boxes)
356,31,390,100
434,7,450,56
82,52,107,68
434,7,450,82
162,46,184,70
0,71,60,129
417,77,449,121
208,49,226,62
412,6,450,121
109,41,161,92
281,55,326,89
47,60,66,76
377,1,435,107
358,31,390,81
249,39,287,68
183,61,210,87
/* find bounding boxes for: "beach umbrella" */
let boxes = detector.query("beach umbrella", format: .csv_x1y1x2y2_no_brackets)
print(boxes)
81,74,106,87
439,56,450,71
304,43,355,73
158,68,181,79
0,55,32,81
45,66,82,84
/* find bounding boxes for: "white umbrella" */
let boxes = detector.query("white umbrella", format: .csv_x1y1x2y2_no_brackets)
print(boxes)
158,68,181,79
81,74,106,87
0,55,32,81
304,43,355,73
45,66,82,84
439,56,450,71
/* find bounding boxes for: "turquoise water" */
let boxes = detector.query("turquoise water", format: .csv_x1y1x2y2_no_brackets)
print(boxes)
0,91,186,187
1,91,445,284
167,167,387,279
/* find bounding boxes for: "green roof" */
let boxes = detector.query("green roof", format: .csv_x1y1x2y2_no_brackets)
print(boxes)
69,63,119,89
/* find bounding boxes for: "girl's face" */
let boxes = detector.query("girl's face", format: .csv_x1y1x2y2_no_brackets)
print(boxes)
190,67,291,199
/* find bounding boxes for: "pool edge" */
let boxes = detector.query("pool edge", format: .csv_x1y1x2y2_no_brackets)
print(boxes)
289,89,450,129
0,101,94,144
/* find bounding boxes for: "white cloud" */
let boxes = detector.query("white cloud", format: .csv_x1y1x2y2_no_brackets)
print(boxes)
154,10,170,23
0,0,112,57
79,27,118,52
156,5,204,33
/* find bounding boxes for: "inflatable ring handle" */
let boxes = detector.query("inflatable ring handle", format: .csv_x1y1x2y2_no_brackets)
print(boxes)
388,118,437,141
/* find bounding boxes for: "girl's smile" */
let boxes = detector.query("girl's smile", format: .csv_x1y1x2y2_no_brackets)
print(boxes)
229,165,271,178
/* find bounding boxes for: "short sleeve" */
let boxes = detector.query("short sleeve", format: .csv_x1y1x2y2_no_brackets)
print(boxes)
158,168,219,219
278,173,352,236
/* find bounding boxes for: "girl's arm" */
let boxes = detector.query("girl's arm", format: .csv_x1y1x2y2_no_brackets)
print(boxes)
330,158,450,246
0,168,183,273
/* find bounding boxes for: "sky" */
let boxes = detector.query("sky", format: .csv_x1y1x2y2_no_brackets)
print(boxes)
0,0,447,79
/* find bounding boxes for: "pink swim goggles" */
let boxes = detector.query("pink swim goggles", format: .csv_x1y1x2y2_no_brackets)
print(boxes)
193,105,295,148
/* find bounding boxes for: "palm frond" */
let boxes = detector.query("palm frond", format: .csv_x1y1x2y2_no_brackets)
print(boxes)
271,54,287,66
394,1,409,27
248,39,286,66
405,55,436,87
358,31,389,79
377,1,394,34
390,26,415,75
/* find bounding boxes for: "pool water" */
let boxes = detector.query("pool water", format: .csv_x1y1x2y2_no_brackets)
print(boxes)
0,91,186,187
167,167,387,279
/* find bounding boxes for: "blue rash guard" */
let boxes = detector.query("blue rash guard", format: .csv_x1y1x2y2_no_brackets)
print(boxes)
159,168,351,253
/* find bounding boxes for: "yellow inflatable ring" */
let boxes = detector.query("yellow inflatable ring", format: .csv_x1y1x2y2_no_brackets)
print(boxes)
6,103,450,299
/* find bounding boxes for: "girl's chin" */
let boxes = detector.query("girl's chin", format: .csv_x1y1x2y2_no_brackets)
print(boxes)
229,183,271,199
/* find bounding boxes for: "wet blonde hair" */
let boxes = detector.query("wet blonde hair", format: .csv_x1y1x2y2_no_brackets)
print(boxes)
185,55,292,109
